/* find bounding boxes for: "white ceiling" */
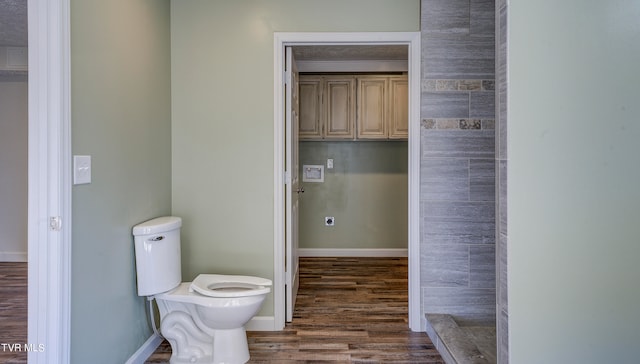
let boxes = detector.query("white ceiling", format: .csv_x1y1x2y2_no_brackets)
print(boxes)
0,0,27,47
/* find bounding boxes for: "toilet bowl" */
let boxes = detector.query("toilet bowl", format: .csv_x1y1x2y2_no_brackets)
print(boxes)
133,216,271,364
155,281,269,364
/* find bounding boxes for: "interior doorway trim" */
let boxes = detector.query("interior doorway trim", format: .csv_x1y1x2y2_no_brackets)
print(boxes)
273,31,422,331
27,0,72,362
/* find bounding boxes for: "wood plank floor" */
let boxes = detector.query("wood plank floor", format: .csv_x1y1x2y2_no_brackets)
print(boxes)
0,262,28,364
0,259,444,363
147,257,444,363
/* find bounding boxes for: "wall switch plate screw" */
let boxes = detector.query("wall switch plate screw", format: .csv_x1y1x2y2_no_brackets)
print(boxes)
325,216,335,226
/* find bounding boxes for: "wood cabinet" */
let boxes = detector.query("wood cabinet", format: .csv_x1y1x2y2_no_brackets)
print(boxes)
299,77,323,139
357,75,408,140
324,76,356,139
299,74,406,141
388,76,408,139
357,76,388,139
299,75,356,140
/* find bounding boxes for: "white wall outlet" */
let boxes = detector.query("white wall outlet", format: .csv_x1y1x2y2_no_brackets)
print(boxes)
325,216,335,226
327,158,334,169
73,155,92,185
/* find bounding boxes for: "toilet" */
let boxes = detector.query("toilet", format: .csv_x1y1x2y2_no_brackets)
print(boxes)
133,216,271,364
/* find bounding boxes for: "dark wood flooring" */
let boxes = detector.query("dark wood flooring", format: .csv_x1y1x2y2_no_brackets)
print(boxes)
0,262,28,364
148,257,444,363
0,259,444,363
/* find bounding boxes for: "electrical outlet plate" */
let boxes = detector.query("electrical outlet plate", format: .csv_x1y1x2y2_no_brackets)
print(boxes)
303,165,324,182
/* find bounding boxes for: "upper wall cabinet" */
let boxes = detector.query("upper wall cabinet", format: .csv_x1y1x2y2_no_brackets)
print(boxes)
388,76,408,139
357,76,388,139
299,75,356,140
357,75,408,140
299,77,323,139
325,76,356,139
299,74,407,141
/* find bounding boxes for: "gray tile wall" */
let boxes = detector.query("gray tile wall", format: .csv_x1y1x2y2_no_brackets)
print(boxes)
420,0,496,326
495,0,509,362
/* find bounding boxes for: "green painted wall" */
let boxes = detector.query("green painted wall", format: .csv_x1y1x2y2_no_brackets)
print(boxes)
70,0,171,362
508,1,640,363
299,141,407,250
171,0,419,317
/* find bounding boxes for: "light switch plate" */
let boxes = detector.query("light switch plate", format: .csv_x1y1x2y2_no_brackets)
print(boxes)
73,155,91,185
327,159,334,169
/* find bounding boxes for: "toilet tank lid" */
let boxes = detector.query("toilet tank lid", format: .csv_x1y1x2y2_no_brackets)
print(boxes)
133,216,182,236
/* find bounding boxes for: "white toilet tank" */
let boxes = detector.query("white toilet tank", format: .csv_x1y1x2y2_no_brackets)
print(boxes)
133,216,182,296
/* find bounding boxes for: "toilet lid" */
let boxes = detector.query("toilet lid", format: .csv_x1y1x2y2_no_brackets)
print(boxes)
189,274,272,298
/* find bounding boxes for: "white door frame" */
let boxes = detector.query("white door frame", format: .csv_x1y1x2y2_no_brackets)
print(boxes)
27,0,72,362
273,32,422,331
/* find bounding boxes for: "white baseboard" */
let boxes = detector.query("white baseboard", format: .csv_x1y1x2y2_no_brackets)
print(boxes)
0,251,28,262
245,315,275,331
299,248,408,257
125,333,164,364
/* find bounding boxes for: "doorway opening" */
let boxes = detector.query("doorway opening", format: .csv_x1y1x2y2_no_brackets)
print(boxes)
273,32,421,332
0,2,29,362
293,45,409,260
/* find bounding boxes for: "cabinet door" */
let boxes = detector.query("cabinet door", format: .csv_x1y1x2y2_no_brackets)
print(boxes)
324,76,355,139
298,77,323,139
357,77,388,139
388,76,408,139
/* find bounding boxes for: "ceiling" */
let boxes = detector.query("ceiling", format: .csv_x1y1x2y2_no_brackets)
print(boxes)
292,45,407,61
0,0,27,47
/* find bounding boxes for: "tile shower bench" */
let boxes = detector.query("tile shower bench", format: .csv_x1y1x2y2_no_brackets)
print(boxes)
425,313,497,364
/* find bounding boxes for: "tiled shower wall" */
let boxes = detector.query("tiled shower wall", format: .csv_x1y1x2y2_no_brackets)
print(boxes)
496,0,508,362
420,0,496,325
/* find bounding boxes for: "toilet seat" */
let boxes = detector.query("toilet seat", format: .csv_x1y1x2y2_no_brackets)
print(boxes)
190,274,272,298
